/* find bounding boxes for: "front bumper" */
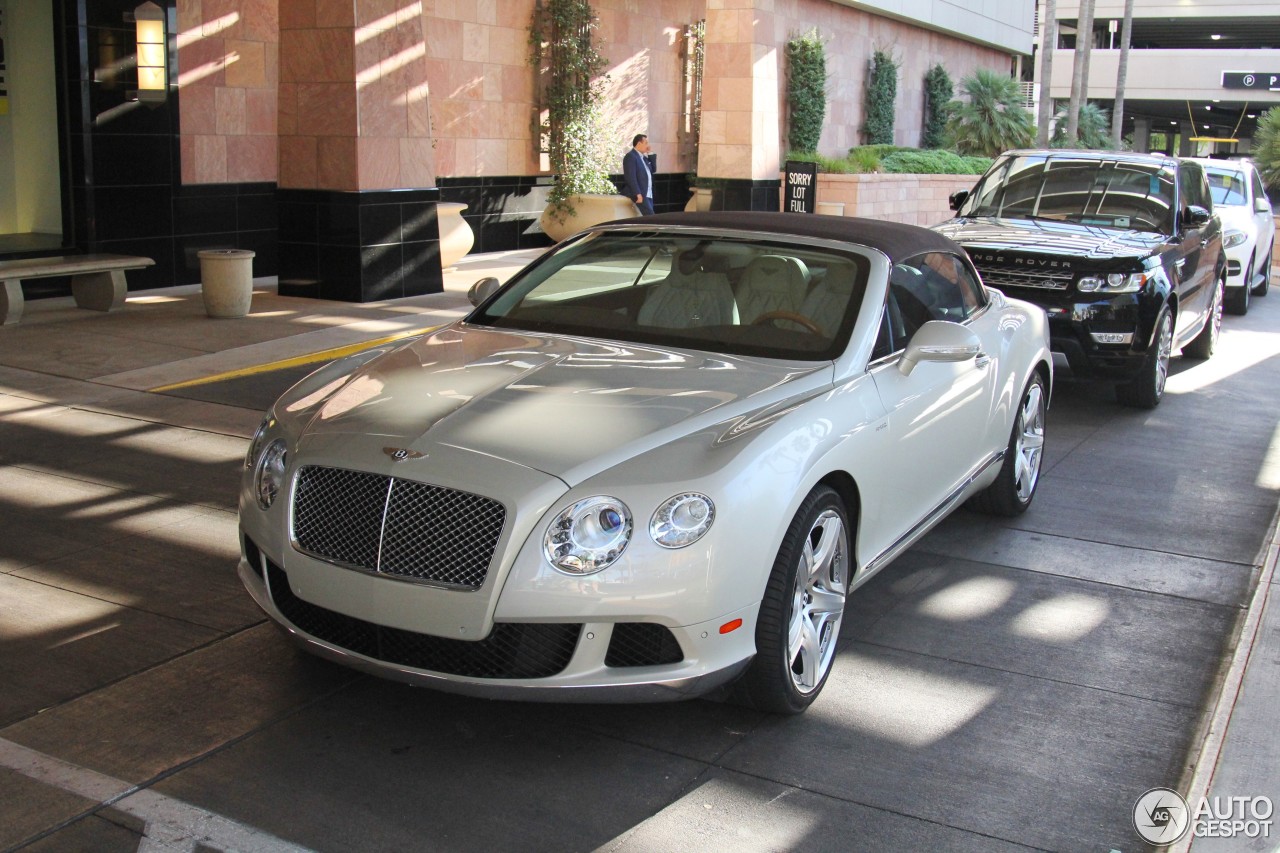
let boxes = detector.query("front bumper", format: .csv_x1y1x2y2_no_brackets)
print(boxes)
239,547,758,703
1039,291,1155,380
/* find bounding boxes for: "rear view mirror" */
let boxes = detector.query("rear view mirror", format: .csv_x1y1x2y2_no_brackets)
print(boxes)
1182,205,1211,229
468,277,502,307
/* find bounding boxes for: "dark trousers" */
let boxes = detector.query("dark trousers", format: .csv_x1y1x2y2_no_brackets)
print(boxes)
637,197,655,216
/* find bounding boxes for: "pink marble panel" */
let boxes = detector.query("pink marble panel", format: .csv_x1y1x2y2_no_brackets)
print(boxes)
280,29,354,83
240,0,279,41
315,0,355,28
192,134,229,182
357,137,402,189
264,41,279,86
297,82,358,136
431,136,456,177
398,137,436,187
481,64,502,102
487,26,525,66
279,0,316,30
227,135,279,181
461,22,489,61
501,65,530,104
355,0,397,29
177,0,202,37
358,80,409,138
180,84,218,135
215,87,248,135
180,136,198,184
225,40,268,88
424,17,462,61
318,136,359,189
406,83,432,137
202,0,242,39
179,36,228,88
277,82,299,135
278,136,318,188
246,88,278,135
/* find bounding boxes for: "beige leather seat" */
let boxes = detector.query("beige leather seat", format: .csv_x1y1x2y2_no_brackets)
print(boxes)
736,254,811,324
638,250,738,328
798,261,856,336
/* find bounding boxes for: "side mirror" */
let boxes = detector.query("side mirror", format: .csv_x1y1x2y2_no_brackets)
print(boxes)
949,190,970,212
899,320,983,376
1256,196,1273,214
467,276,502,307
1182,205,1212,229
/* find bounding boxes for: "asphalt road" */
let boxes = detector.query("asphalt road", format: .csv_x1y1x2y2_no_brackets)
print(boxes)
2,290,1278,852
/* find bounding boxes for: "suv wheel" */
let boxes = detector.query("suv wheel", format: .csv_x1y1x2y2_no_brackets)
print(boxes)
1117,306,1172,409
1184,275,1223,359
1227,255,1251,315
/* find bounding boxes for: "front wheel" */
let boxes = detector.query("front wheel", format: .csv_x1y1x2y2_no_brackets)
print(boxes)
969,372,1047,516
1116,306,1172,409
734,486,851,715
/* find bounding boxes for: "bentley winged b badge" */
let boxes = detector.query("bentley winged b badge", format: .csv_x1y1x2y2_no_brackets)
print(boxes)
383,447,425,462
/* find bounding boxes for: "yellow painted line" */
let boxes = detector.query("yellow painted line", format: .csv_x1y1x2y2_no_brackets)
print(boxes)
149,325,438,393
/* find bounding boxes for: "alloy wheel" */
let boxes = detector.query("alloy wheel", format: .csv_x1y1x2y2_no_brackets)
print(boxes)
1014,382,1046,502
787,510,850,694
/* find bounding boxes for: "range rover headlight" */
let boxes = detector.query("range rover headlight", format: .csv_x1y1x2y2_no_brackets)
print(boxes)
650,493,715,548
544,496,633,574
1223,229,1247,249
254,439,288,509
245,415,273,469
1077,272,1147,293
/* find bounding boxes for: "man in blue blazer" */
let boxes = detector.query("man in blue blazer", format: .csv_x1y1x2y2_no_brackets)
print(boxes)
623,134,655,215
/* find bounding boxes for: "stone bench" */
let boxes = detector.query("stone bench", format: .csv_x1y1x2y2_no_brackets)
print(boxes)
0,254,156,325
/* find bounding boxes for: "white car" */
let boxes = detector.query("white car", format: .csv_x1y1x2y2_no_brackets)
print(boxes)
1190,157,1275,315
238,212,1052,714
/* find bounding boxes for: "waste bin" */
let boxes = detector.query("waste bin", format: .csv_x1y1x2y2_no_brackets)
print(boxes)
197,249,256,318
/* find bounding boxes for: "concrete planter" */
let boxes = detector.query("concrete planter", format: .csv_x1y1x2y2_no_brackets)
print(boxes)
197,249,255,318
816,201,845,216
438,202,474,269
684,188,714,212
540,193,640,243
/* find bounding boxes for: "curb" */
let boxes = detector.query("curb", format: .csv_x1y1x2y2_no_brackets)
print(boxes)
1168,503,1280,853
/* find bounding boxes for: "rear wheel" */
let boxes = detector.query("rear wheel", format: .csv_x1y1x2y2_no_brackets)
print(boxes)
735,486,851,715
1254,247,1272,296
969,372,1046,516
1184,274,1223,359
1116,306,1172,409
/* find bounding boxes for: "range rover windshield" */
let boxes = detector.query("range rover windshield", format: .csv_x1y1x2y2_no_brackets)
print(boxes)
961,154,1176,234
470,231,870,361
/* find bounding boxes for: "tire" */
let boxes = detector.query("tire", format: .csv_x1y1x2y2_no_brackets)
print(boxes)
1184,274,1223,360
1116,305,1172,409
969,372,1047,517
734,486,851,715
1255,247,1272,296
1226,255,1251,315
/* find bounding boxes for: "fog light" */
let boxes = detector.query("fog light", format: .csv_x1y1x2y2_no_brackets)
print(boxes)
1090,332,1134,345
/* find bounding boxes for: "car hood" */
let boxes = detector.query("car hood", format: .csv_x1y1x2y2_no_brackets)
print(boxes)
282,324,832,486
935,216,1167,263
1213,205,1255,234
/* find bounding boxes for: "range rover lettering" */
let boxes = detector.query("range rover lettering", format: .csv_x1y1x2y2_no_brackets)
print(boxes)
935,150,1226,408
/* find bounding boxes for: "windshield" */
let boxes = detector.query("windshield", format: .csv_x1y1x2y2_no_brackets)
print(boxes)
470,231,870,361
1205,168,1247,206
962,154,1176,234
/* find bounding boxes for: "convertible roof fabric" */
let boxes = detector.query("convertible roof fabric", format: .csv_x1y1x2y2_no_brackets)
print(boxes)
614,211,965,264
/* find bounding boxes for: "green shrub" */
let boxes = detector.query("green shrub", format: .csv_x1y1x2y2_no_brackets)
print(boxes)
863,50,898,145
881,149,990,174
848,147,882,173
786,30,827,153
922,64,954,149
1051,103,1112,149
946,68,1035,157
784,150,866,174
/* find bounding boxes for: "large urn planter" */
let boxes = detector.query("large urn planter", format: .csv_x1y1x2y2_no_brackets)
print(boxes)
539,194,640,243
197,249,255,318
437,202,474,269
683,187,713,212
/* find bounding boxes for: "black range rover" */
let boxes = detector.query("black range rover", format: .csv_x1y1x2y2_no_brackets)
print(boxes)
934,150,1226,408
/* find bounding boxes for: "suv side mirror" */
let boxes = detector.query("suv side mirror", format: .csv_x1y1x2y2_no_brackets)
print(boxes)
467,276,502,307
899,321,983,376
1256,196,1273,214
1182,205,1212,229
949,190,970,212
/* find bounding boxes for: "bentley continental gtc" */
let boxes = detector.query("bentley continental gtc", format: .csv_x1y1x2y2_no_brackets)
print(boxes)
239,212,1052,714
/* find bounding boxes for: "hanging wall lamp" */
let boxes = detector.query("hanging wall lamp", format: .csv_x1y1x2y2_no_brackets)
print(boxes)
132,1,167,103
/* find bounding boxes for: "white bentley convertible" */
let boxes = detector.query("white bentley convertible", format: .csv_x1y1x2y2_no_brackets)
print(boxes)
239,212,1052,714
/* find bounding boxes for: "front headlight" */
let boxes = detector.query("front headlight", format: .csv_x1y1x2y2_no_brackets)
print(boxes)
1077,272,1148,293
245,415,273,469
650,493,715,548
254,439,288,509
544,496,633,574
1223,229,1247,249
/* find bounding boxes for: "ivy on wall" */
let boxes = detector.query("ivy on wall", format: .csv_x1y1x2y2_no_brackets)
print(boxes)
786,29,826,154
922,64,953,149
863,49,898,146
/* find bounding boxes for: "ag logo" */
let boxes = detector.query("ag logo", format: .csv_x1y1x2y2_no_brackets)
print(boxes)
1134,787,1191,845
382,447,425,462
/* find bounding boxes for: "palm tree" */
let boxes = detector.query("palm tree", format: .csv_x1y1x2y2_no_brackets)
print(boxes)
1112,0,1134,149
1253,108,1280,190
947,68,1037,157
1036,0,1058,147
1052,102,1111,149
1066,0,1096,143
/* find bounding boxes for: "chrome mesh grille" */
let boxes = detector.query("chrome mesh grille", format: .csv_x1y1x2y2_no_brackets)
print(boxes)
974,266,1073,291
292,465,506,590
